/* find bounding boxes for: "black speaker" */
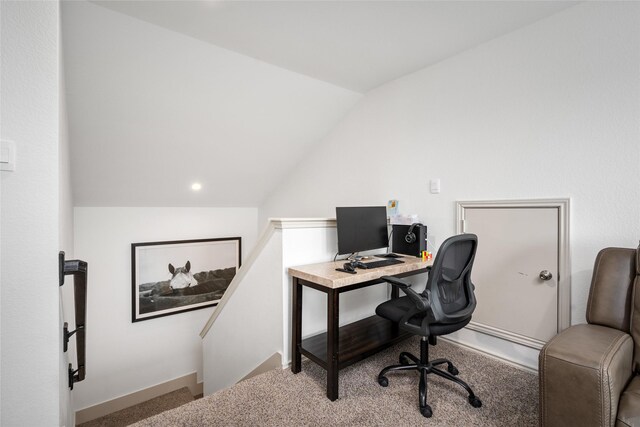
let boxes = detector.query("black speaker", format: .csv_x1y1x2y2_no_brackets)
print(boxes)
392,224,426,256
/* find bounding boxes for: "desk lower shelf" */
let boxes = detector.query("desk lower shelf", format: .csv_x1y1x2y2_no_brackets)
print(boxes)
300,315,411,370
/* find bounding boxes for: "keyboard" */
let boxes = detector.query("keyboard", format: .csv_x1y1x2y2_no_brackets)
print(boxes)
358,258,405,269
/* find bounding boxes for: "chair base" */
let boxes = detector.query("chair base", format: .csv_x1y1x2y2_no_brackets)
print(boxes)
377,337,482,418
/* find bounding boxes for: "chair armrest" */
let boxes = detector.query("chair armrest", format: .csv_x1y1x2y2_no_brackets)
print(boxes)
539,324,633,427
380,276,430,311
380,275,411,289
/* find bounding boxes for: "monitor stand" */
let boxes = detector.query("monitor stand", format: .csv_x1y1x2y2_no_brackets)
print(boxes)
376,253,401,259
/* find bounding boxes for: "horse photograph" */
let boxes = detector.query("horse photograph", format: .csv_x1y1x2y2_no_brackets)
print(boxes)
131,237,241,322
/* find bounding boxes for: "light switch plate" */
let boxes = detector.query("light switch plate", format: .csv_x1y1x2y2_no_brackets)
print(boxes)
1,139,16,171
430,178,440,194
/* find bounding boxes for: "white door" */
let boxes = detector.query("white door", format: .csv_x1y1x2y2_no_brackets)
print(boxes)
457,200,570,348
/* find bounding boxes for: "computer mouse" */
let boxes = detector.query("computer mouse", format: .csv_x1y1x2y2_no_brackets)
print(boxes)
343,263,356,272
353,261,368,269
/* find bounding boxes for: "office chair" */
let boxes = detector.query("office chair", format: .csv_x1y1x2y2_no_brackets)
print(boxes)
376,233,482,418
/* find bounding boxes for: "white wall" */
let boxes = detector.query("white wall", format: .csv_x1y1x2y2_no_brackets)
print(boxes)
1,1,64,425
72,207,257,411
203,226,283,395
59,29,75,427
261,2,640,326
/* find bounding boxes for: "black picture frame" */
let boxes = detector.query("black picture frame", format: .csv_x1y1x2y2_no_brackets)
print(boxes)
131,237,241,322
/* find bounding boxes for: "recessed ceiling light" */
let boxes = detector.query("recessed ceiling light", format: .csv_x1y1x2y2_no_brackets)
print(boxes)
191,182,202,191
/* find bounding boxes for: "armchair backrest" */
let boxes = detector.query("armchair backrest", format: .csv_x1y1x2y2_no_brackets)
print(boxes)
425,234,478,324
630,245,640,372
586,247,636,332
587,244,640,371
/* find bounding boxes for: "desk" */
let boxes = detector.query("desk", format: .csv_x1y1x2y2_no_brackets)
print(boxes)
288,256,433,401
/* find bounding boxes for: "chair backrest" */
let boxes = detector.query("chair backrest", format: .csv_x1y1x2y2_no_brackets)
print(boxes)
631,246,640,372
587,247,637,332
586,244,639,370
425,234,478,324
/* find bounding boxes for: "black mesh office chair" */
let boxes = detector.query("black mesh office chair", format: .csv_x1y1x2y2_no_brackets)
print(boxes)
376,233,482,418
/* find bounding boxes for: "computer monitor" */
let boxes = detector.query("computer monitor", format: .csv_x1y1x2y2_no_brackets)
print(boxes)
336,206,389,255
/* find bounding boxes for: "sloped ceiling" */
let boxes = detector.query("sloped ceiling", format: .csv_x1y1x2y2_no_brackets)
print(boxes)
62,1,361,206
91,0,577,93
62,0,576,207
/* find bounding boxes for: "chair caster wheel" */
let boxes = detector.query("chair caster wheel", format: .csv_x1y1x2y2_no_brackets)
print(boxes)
399,355,410,365
469,396,482,408
420,405,433,418
378,376,389,387
447,364,459,376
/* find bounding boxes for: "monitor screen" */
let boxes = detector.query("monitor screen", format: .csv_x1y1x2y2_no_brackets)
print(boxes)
336,206,389,255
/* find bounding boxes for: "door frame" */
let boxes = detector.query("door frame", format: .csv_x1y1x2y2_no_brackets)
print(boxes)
456,198,570,349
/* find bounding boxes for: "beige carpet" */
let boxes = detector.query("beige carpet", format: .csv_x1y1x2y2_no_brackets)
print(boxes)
78,387,194,427
132,338,538,426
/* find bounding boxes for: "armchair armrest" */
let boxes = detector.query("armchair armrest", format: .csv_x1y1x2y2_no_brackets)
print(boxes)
380,275,430,311
539,324,633,427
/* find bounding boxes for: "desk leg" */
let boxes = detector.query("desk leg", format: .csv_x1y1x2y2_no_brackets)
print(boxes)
327,288,339,401
291,278,302,374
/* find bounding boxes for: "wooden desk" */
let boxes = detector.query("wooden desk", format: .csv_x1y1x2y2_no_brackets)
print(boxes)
288,256,433,401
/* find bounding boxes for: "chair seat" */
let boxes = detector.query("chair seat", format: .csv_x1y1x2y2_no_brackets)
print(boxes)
376,295,471,336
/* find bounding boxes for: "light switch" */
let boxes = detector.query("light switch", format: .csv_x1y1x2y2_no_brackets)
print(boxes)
1,140,16,171
430,179,440,194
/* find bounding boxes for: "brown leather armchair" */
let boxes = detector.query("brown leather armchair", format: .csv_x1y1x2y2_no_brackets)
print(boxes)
539,245,640,426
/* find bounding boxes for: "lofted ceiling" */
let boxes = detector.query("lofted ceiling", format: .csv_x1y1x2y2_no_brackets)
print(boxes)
91,1,577,93
63,1,577,207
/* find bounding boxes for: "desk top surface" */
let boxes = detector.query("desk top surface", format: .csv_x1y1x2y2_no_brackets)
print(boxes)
288,255,433,289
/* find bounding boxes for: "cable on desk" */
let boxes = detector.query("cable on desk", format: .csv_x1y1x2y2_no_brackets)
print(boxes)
386,228,394,254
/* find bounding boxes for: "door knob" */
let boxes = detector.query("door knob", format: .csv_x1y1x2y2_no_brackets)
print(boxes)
539,270,553,281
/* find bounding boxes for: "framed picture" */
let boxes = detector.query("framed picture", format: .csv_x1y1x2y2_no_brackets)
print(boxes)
131,237,241,322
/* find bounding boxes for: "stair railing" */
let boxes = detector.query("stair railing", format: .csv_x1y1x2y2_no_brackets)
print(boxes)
59,251,88,390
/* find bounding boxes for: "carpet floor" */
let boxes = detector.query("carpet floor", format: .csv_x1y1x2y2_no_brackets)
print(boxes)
132,337,538,426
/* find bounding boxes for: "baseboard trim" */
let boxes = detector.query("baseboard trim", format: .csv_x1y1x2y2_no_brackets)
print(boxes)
238,352,283,384
440,336,538,374
75,372,203,425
